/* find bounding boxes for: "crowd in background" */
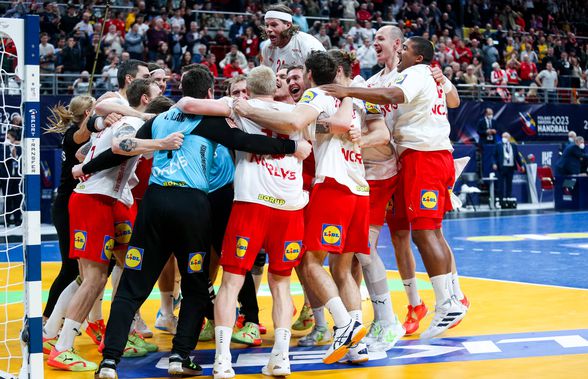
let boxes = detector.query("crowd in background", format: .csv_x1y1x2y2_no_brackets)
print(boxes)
3,0,588,101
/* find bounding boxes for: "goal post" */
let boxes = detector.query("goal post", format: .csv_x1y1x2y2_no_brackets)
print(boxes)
0,15,42,379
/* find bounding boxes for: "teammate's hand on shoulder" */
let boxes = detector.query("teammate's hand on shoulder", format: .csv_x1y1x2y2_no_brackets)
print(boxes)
233,98,253,117
142,113,156,121
104,113,123,128
72,164,84,179
347,128,361,144
430,66,445,84
321,84,349,99
294,140,312,161
161,132,184,150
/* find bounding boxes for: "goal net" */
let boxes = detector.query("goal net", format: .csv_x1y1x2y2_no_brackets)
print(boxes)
0,16,41,379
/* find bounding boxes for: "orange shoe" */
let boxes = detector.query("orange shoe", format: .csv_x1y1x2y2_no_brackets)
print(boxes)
42,336,57,354
85,319,106,345
235,314,245,329
403,302,428,335
449,296,470,329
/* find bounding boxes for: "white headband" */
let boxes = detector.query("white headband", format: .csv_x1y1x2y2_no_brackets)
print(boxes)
264,11,292,23
149,68,166,76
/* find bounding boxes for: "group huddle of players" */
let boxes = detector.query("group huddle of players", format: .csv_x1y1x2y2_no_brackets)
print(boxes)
41,5,470,379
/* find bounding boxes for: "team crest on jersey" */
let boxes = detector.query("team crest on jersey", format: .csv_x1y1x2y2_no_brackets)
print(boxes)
235,236,249,258
420,190,439,210
124,246,144,270
73,230,87,251
100,235,115,261
300,90,317,104
395,74,407,85
364,101,380,114
283,241,302,262
321,224,342,246
188,252,206,273
114,221,133,245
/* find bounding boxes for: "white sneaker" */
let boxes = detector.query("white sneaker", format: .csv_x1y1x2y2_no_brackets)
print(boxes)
368,318,406,352
261,352,291,376
134,313,153,338
420,296,467,339
155,313,178,335
322,320,367,364
340,342,369,364
297,325,332,347
213,354,235,379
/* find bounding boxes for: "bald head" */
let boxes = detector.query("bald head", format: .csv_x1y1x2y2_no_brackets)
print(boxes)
379,25,404,42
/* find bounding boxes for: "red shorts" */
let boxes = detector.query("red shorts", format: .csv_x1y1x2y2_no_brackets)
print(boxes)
220,202,304,276
368,176,399,226
69,193,135,265
304,178,370,255
389,149,454,231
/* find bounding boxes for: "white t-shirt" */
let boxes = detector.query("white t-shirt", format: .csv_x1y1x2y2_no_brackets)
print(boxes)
75,116,144,206
229,98,310,210
298,88,369,196
391,64,453,155
364,68,400,180
261,31,325,72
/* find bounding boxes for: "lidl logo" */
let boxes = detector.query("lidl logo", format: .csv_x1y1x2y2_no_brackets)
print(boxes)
100,235,115,261
115,221,133,245
420,190,438,210
236,237,249,259
283,241,302,262
365,101,380,114
300,90,317,104
73,230,87,251
188,252,206,273
321,224,342,246
124,247,144,270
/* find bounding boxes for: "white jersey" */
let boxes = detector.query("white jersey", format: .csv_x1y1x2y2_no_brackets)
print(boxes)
299,88,369,196
261,31,325,72
74,116,144,206
229,98,310,210
391,64,453,154
364,69,400,179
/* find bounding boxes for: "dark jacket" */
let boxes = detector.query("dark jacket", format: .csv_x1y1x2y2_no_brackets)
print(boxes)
556,144,588,176
477,117,498,144
493,142,523,170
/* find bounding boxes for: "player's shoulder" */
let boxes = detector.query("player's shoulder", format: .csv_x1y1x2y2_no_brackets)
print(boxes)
249,98,295,112
299,87,327,104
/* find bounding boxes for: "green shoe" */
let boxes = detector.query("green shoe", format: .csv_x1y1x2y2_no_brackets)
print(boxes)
128,332,158,353
122,339,148,358
42,336,57,354
199,319,215,342
231,322,262,346
47,347,98,372
297,325,332,347
292,304,315,331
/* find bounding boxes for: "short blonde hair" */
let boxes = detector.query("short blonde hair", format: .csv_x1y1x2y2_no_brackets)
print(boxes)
246,66,276,96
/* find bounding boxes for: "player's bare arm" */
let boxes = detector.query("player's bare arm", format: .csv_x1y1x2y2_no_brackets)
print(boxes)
175,97,231,117
322,84,406,106
233,98,319,134
76,141,92,162
314,97,354,134
95,101,155,120
358,118,391,148
112,132,184,156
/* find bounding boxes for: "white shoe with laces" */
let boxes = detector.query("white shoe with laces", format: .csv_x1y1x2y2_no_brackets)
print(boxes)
213,354,235,379
155,313,178,335
368,318,406,352
340,342,369,364
134,313,153,338
420,296,467,339
322,320,367,364
261,352,291,376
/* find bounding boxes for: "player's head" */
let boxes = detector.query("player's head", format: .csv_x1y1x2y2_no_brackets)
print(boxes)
286,65,305,102
264,4,299,48
117,59,150,90
304,50,337,87
225,75,248,99
148,63,168,93
247,66,276,97
328,49,354,81
46,95,95,134
274,67,290,101
145,96,175,114
397,36,434,73
126,78,162,109
374,25,403,66
181,66,215,99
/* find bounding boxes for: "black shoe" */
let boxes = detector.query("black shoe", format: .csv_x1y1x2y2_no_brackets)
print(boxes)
168,353,203,376
95,359,117,379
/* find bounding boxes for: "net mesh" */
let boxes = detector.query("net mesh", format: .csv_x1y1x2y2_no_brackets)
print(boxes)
0,30,25,377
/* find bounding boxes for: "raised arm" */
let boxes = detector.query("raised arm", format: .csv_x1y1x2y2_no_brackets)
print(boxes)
233,99,320,134
175,97,232,117
321,84,406,106
95,100,154,120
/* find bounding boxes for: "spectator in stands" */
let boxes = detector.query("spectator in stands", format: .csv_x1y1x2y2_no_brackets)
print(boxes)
72,71,90,95
356,3,372,22
493,132,524,201
292,6,309,33
134,15,150,36
229,14,246,44
180,51,193,71
556,51,572,88
185,22,200,55
315,26,332,49
491,62,510,101
93,71,111,96
125,23,145,60
357,38,377,79
506,61,521,87
193,44,207,63
223,56,244,78
102,24,125,56
3,0,27,18
102,55,119,90
57,37,82,75
40,32,55,74
519,53,538,86
146,18,168,61
84,34,106,74
241,27,260,61
477,108,498,144
201,53,218,77
483,38,499,80
556,136,588,176
73,11,93,38
536,62,558,103
60,4,80,35
219,44,248,70
157,41,173,69
40,1,60,36
170,8,185,32
440,12,456,37
106,11,127,37
169,24,184,72
454,39,472,64
213,29,231,46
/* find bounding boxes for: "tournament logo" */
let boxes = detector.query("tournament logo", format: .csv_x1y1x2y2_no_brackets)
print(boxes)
188,252,206,273
114,221,133,245
300,90,317,104
124,247,144,270
283,241,302,262
100,236,115,261
394,73,407,85
420,190,439,210
518,112,537,136
235,237,249,258
321,225,342,246
73,230,87,251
